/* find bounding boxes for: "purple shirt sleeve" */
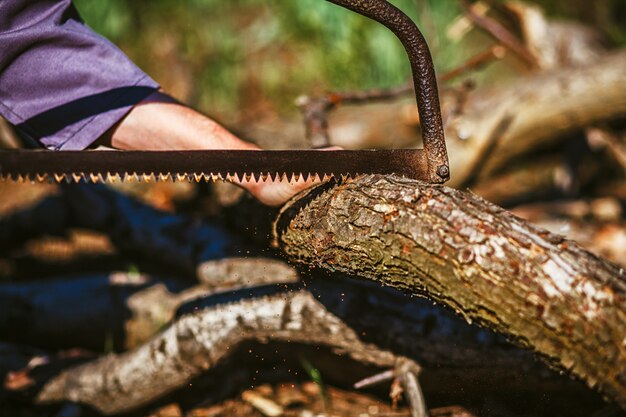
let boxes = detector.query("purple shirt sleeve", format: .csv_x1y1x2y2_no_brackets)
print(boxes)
0,0,159,150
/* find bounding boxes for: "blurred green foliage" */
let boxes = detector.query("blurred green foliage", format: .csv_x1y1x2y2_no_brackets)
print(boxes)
72,0,625,120
72,0,467,118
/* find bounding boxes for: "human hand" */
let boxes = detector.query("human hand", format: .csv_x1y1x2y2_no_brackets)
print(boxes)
236,147,342,207
101,91,341,206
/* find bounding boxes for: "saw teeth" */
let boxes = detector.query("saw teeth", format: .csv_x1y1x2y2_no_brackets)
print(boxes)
0,171,342,184
236,173,258,183
126,173,140,182
107,173,121,183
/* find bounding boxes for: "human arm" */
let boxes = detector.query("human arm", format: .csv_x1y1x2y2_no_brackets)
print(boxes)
0,1,321,206
97,90,324,206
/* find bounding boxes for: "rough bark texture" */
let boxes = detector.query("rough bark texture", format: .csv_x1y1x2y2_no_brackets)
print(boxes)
35,287,414,414
8,276,602,415
276,175,626,409
240,50,626,190
446,50,626,185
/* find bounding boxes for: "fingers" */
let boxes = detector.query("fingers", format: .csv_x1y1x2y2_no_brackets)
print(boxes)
236,175,323,207
233,148,343,206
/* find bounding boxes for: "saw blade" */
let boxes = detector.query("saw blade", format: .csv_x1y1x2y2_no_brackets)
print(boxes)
0,149,428,183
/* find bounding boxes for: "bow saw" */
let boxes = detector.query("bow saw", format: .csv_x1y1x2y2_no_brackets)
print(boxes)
0,0,450,185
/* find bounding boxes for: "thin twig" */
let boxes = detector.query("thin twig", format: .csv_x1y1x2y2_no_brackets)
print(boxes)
330,84,413,105
459,0,538,68
395,360,427,417
354,369,395,389
439,45,507,83
296,44,505,146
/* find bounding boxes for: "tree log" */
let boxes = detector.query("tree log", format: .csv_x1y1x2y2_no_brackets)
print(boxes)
275,175,626,409
448,50,626,186
240,50,626,190
0,184,244,278
7,278,602,415
33,286,416,414
0,185,603,414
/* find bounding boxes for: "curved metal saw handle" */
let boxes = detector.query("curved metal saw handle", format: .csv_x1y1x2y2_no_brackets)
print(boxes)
325,0,449,183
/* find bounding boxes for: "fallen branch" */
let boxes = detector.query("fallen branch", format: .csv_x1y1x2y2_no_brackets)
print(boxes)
274,50,626,189
446,50,626,186
459,0,538,67
275,175,626,410
3,276,599,414
0,183,610,414
295,45,505,148
33,286,416,415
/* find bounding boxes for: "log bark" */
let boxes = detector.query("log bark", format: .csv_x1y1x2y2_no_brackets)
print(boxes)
447,50,626,186
0,181,613,414
241,50,626,190
275,175,626,409
33,286,413,414
6,277,601,415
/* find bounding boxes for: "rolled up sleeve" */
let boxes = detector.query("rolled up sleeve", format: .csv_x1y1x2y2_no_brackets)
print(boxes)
0,0,159,150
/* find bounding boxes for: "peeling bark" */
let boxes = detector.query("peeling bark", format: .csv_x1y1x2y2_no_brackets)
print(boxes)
34,288,409,414
9,276,601,415
275,175,626,409
448,51,626,185
1,180,614,414
240,50,626,191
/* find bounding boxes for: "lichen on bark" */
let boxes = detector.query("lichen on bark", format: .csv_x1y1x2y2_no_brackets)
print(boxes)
276,174,626,409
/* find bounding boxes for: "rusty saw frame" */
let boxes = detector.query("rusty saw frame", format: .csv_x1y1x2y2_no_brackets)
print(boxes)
0,0,449,184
